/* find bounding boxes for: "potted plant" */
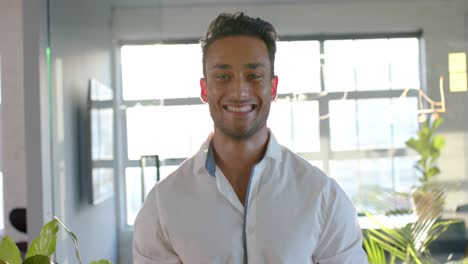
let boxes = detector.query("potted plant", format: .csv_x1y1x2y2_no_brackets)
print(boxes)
0,217,111,264
364,117,466,263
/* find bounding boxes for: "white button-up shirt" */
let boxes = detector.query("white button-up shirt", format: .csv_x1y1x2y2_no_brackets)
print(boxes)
133,133,368,263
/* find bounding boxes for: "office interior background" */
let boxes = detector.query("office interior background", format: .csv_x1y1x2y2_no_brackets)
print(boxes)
1,0,468,263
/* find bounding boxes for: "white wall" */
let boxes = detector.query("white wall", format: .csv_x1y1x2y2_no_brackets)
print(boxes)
0,0,52,243
0,0,28,242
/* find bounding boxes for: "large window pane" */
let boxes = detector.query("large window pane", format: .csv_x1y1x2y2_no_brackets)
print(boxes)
269,100,320,152
329,100,358,151
389,38,420,89
126,104,212,160
325,38,419,91
357,98,392,149
276,41,321,94
121,44,202,100
330,158,393,212
394,157,418,192
329,160,359,201
324,40,356,91
121,37,422,225
125,166,178,225
125,168,142,225
353,39,391,90
291,101,320,152
269,100,293,148
391,97,419,148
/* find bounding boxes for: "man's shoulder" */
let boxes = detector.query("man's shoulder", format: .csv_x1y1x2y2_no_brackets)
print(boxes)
278,145,332,189
156,154,202,191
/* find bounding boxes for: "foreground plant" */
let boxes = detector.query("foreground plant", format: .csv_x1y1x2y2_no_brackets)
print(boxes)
364,117,468,263
0,217,111,264
365,184,461,263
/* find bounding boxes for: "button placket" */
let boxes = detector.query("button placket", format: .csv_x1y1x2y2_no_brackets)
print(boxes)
246,163,263,263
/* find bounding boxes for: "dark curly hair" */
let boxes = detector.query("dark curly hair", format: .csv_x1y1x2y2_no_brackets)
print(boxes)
200,12,278,77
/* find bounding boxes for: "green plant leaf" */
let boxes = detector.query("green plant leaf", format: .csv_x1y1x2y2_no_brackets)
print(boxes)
426,167,440,179
431,117,444,130
0,236,22,264
90,259,112,264
54,217,82,264
367,232,407,260
22,255,50,264
406,138,422,152
25,219,59,259
432,135,446,151
363,236,386,264
418,125,431,143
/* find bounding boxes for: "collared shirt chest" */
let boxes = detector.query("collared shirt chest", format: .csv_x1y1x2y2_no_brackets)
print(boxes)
158,140,323,264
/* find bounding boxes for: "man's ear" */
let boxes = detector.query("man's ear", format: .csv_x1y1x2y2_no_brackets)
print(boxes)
200,78,208,103
271,75,278,101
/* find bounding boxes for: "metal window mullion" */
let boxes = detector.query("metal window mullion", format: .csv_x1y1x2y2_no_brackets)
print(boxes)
114,43,131,229
319,40,331,174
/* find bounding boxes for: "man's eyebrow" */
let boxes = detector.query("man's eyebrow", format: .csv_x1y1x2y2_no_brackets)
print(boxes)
212,63,232,70
211,62,266,70
245,62,266,69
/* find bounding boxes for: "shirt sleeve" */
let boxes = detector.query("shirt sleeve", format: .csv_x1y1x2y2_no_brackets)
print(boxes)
313,179,369,264
133,186,182,264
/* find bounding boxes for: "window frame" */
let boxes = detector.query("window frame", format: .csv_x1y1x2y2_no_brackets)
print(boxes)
117,31,424,227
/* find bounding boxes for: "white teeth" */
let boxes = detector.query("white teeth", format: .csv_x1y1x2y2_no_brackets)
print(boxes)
226,105,253,113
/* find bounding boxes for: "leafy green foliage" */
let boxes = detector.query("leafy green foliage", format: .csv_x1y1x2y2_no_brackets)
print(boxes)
22,255,50,264
90,259,112,264
0,217,112,264
25,219,59,259
0,236,22,264
363,234,388,264
363,180,461,262
54,217,83,264
363,117,468,263
405,117,445,183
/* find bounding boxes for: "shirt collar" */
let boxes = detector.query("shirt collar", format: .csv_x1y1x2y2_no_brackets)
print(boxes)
201,131,282,177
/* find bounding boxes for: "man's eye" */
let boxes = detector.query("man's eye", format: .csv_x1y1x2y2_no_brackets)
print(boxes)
215,74,231,81
248,74,263,81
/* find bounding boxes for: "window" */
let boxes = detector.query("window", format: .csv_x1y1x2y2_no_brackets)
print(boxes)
119,35,421,224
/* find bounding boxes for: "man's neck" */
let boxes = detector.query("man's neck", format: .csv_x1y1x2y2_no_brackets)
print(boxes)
211,127,270,205
212,127,270,169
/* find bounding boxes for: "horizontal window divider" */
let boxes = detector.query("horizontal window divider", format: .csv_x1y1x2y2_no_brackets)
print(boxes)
125,158,187,168
123,97,204,107
328,148,408,160
279,31,422,42
276,89,419,101
90,101,114,108
91,160,116,167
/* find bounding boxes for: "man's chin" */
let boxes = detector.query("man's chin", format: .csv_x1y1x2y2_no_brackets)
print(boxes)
216,126,264,141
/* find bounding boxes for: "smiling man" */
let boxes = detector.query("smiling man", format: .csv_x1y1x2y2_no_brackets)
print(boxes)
133,12,368,264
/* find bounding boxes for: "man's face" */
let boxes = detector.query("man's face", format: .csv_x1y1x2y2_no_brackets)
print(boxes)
200,35,278,141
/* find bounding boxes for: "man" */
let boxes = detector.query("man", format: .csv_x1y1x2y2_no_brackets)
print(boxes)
133,12,368,264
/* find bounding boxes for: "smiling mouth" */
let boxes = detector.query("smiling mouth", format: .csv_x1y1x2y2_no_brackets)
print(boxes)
224,104,256,113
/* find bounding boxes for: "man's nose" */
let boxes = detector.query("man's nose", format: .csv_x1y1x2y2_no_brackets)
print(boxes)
230,77,250,98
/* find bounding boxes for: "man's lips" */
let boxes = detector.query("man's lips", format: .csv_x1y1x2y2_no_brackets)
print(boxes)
223,104,256,113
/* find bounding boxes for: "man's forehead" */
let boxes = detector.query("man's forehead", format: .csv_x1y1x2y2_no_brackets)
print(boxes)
211,62,267,70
